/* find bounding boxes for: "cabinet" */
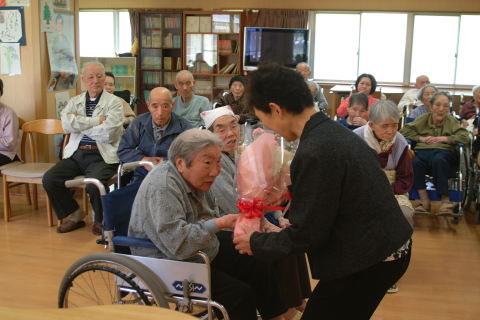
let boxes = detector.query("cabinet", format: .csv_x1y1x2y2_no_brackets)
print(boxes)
138,12,183,113
183,11,243,101
79,57,136,93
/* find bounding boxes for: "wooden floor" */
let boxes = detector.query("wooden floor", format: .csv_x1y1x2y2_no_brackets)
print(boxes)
0,188,479,319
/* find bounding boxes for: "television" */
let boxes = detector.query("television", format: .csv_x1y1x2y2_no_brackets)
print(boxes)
243,27,309,71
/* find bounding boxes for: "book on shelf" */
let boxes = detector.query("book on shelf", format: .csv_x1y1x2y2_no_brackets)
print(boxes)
164,16,180,29
144,16,162,29
142,32,152,48
176,57,182,70
173,35,181,48
142,56,162,69
164,32,173,48
144,90,151,101
218,40,232,54
151,30,162,47
163,57,172,70
186,16,200,32
219,63,237,74
199,16,211,33
164,72,174,85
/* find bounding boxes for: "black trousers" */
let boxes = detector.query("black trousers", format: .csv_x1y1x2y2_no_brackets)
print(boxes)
0,154,19,166
302,246,411,320
42,149,118,222
211,231,287,320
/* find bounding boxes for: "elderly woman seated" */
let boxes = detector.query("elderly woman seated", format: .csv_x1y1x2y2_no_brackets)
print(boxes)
203,107,311,318
400,91,469,214
128,128,287,320
407,85,438,120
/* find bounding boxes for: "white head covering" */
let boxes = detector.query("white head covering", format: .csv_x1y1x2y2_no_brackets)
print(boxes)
472,85,480,96
200,106,235,129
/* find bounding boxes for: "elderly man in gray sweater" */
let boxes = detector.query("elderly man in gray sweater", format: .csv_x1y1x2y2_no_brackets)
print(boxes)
128,129,287,320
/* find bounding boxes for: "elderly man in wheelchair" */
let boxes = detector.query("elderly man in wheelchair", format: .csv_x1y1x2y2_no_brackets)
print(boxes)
400,91,470,216
128,129,289,320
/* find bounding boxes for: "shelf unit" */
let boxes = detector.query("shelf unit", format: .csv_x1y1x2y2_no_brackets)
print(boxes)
183,11,243,100
138,11,183,113
79,57,136,94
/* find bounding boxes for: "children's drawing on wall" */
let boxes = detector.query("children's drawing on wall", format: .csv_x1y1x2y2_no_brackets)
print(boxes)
46,12,77,91
0,42,21,75
54,91,69,157
41,0,55,32
0,7,25,45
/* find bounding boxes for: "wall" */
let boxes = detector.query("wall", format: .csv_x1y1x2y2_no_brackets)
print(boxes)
79,0,480,12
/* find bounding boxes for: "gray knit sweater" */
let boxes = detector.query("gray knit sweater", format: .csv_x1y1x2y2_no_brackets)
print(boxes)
128,161,220,261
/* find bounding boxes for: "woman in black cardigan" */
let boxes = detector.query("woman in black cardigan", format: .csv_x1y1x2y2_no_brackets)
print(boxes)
233,64,413,320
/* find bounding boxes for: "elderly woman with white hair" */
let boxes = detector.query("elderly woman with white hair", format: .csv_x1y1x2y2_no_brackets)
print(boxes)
128,128,288,320
460,85,480,121
354,100,414,224
407,84,438,120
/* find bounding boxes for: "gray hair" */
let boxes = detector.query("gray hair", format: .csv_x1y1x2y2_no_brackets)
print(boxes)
417,84,438,100
175,70,194,82
429,91,452,105
472,85,480,96
81,61,105,75
168,129,223,167
368,100,400,124
295,62,310,72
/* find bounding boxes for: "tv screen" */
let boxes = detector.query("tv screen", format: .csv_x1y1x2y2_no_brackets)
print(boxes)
243,27,309,70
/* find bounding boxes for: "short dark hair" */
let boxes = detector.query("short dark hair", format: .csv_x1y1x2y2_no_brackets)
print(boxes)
348,93,368,110
0,78,3,96
229,75,246,89
355,73,377,95
247,64,313,115
105,71,115,83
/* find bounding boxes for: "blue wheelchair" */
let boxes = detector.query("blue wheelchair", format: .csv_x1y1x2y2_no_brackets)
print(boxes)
57,161,229,319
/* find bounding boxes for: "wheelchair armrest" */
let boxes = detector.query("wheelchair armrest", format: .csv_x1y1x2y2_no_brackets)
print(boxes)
111,235,158,249
65,178,107,195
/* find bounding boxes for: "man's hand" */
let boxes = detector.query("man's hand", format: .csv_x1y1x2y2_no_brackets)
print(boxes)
141,157,163,170
261,219,282,232
215,214,239,230
421,136,448,144
233,224,254,255
99,115,107,124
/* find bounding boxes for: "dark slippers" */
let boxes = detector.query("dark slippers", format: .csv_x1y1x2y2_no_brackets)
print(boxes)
57,220,86,233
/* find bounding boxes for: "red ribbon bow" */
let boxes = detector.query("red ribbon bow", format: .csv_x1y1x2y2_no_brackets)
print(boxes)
236,198,287,219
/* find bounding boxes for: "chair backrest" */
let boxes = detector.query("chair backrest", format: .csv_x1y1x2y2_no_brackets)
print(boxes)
21,119,66,162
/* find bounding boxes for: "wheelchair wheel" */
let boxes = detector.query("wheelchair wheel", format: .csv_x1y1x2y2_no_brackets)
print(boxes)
58,253,169,308
459,146,470,212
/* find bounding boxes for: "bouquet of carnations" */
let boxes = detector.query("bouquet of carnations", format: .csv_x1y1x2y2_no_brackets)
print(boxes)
234,129,293,236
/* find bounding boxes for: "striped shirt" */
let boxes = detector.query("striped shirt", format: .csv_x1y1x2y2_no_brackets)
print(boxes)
80,92,102,146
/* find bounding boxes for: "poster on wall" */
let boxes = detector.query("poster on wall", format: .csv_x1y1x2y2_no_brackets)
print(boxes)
46,12,77,91
52,0,71,11
0,42,21,74
0,7,26,45
40,0,55,32
54,91,70,157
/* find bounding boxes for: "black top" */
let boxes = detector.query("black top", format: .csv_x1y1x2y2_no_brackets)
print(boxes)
251,112,413,281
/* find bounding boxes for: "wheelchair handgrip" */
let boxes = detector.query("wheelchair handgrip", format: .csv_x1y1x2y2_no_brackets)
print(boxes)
121,160,155,172
65,178,88,189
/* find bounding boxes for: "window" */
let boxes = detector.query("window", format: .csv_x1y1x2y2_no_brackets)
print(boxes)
312,12,480,86
358,13,407,82
410,15,459,84
80,10,131,57
314,13,359,81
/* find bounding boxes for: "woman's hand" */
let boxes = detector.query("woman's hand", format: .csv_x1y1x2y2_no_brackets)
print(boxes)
351,117,367,126
419,136,448,144
215,214,239,230
261,219,282,232
278,216,291,229
233,224,254,255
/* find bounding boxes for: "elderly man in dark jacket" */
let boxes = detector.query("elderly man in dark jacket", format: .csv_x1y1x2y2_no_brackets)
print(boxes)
117,87,192,182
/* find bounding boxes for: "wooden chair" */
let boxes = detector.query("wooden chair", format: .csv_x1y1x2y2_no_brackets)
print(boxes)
2,119,67,226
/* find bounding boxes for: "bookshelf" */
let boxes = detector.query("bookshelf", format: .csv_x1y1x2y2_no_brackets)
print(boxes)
183,11,243,100
138,12,183,114
79,57,136,93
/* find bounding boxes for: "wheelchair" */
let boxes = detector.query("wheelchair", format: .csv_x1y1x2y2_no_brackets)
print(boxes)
464,127,480,224
408,143,470,224
58,161,229,319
